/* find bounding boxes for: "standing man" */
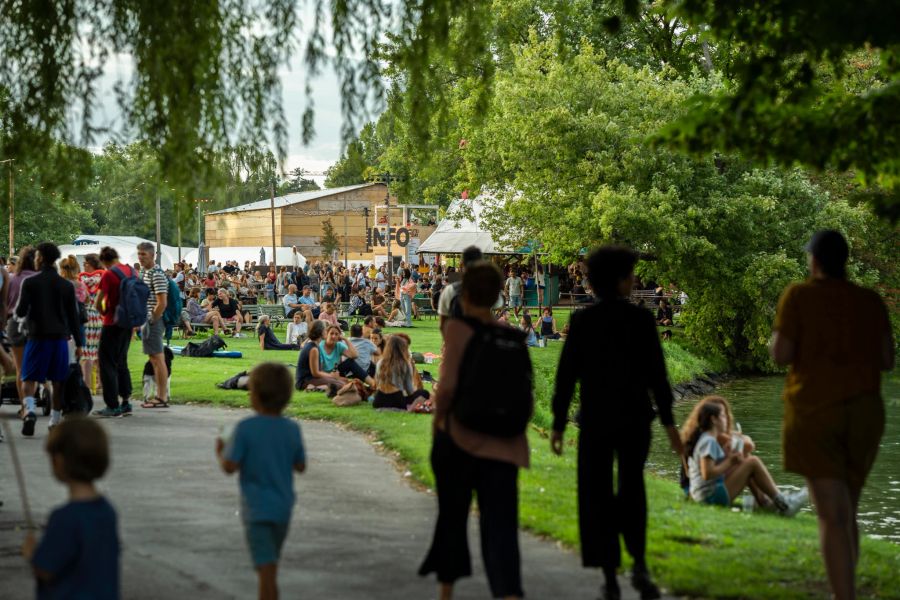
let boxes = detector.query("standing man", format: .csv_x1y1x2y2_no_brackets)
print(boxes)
771,230,893,600
137,242,169,408
505,269,524,319
16,242,83,435
550,246,683,600
94,247,136,417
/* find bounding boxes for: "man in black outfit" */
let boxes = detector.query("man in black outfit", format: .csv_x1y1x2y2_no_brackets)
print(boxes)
550,246,684,600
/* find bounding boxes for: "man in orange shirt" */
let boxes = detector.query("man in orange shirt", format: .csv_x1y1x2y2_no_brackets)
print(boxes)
770,230,894,600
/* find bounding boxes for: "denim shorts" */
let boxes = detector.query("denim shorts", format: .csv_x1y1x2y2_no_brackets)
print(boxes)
245,521,290,567
509,295,523,307
703,480,731,507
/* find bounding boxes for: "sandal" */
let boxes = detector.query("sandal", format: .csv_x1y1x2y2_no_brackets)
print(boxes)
141,397,169,409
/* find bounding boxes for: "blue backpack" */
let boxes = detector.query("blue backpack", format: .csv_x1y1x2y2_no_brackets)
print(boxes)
111,266,150,328
163,278,183,327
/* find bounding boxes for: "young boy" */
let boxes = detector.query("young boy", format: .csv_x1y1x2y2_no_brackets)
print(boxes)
216,362,306,600
22,418,120,599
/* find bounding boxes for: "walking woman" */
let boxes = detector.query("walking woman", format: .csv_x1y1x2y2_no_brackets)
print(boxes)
78,254,105,391
6,246,38,404
550,246,683,600
419,261,532,600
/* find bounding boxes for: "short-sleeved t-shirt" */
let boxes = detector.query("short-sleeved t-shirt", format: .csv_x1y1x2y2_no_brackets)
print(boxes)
350,337,377,372
774,278,891,412
688,432,725,501
141,266,168,318
225,415,305,523
213,297,238,319
318,340,348,372
32,497,119,600
98,264,136,327
506,276,523,297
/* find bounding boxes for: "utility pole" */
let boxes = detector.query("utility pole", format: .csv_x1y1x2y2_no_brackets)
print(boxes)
270,180,277,271
0,159,15,258
374,172,402,275
176,198,182,262
343,197,349,267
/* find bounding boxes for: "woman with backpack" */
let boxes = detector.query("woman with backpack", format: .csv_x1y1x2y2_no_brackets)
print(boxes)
419,261,532,600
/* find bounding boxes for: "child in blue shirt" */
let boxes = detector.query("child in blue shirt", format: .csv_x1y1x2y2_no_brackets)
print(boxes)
22,417,120,600
217,362,306,600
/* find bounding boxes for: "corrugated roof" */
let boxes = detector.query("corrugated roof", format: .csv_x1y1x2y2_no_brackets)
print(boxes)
207,182,381,215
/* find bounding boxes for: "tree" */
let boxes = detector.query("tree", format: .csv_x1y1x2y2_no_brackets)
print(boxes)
319,218,341,259
280,168,320,194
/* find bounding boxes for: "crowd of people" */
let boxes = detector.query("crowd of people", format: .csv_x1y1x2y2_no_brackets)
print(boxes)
4,230,893,600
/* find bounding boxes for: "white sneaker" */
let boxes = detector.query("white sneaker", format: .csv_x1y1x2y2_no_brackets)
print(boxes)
781,488,809,517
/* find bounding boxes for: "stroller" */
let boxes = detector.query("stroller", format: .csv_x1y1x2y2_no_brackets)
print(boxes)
0,333,53,415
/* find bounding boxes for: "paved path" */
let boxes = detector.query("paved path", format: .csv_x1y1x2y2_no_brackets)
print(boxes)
0,405,674,599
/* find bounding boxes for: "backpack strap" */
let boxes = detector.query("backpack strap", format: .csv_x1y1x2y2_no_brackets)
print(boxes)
110,265,132,281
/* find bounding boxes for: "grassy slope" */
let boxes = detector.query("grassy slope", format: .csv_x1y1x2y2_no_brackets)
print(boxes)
130,314,900,599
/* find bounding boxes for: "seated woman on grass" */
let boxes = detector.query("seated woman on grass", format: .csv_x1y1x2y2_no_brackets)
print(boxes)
256,314,299,351
385,300,408,327
681,399,806,516
371,292,388,317
319,302,340,327
370,328,385,357
521,314,539,347
372,334,430,410
539,307,562,340
295,320,345,394
319,324,374,389
286,310,311,346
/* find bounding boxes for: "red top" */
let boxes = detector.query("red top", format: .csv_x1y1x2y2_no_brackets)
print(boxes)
98,264,135,327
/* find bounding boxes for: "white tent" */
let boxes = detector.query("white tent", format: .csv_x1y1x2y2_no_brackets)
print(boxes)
416,196,511,255
59,235,182,270
182,246,306,270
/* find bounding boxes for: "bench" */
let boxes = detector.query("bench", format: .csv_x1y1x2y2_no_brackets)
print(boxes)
413,297,436,320
244,304,286,326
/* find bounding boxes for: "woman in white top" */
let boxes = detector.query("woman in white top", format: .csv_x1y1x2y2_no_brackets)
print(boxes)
286,310,312,345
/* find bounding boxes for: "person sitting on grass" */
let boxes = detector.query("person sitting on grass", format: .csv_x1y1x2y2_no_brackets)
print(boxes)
370,328,386,357
372,334,430,410
521,314,539,347
286,311,311,346
497,308,511,325
371,291,388,318
295,321,345,394
217,362,306,600
349,287,372,316
385,300,408,327
349,324,380,377
539,307,561,340
319,324,374,389
681,399,806,515
656,299,674,327
256,314,299,351
362,315,377,339
22,418,119,600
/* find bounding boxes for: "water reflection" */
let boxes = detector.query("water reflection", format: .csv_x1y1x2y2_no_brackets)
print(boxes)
647,375,900,543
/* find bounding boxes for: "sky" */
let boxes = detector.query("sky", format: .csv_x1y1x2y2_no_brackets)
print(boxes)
88,14,373,189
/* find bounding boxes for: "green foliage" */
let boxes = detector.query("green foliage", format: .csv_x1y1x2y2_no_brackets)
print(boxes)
279,167,320,194
319,218,341,259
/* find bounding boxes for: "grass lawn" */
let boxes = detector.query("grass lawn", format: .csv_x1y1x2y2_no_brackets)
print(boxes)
125,313,900,599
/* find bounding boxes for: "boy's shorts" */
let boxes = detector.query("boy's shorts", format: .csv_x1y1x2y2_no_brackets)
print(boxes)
22,338,69,382
245,521,290,567
510,295,523,307
702,480,730,507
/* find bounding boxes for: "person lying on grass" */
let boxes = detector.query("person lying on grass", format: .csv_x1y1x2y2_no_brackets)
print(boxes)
681,399,807,515
256,314,300,351
217,362,306,600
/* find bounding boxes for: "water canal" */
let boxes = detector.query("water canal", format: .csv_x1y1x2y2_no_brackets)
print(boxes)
647,375,900,542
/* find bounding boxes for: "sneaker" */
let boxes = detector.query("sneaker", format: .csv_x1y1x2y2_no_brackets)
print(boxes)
631,568,661,600
601,581,621,600
94,407,121,418
119,402,133,417
22,412,37,437
780,488,809,517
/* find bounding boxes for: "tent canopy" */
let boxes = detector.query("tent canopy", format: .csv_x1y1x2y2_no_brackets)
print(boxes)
59,235,182,270
182,246,306,270
416,196,513,255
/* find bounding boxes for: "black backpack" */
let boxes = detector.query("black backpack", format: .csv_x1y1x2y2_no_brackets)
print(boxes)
217,370,249,390
182,334,227,357
448,282,464,319
452,318,533,437
62,364,93,416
